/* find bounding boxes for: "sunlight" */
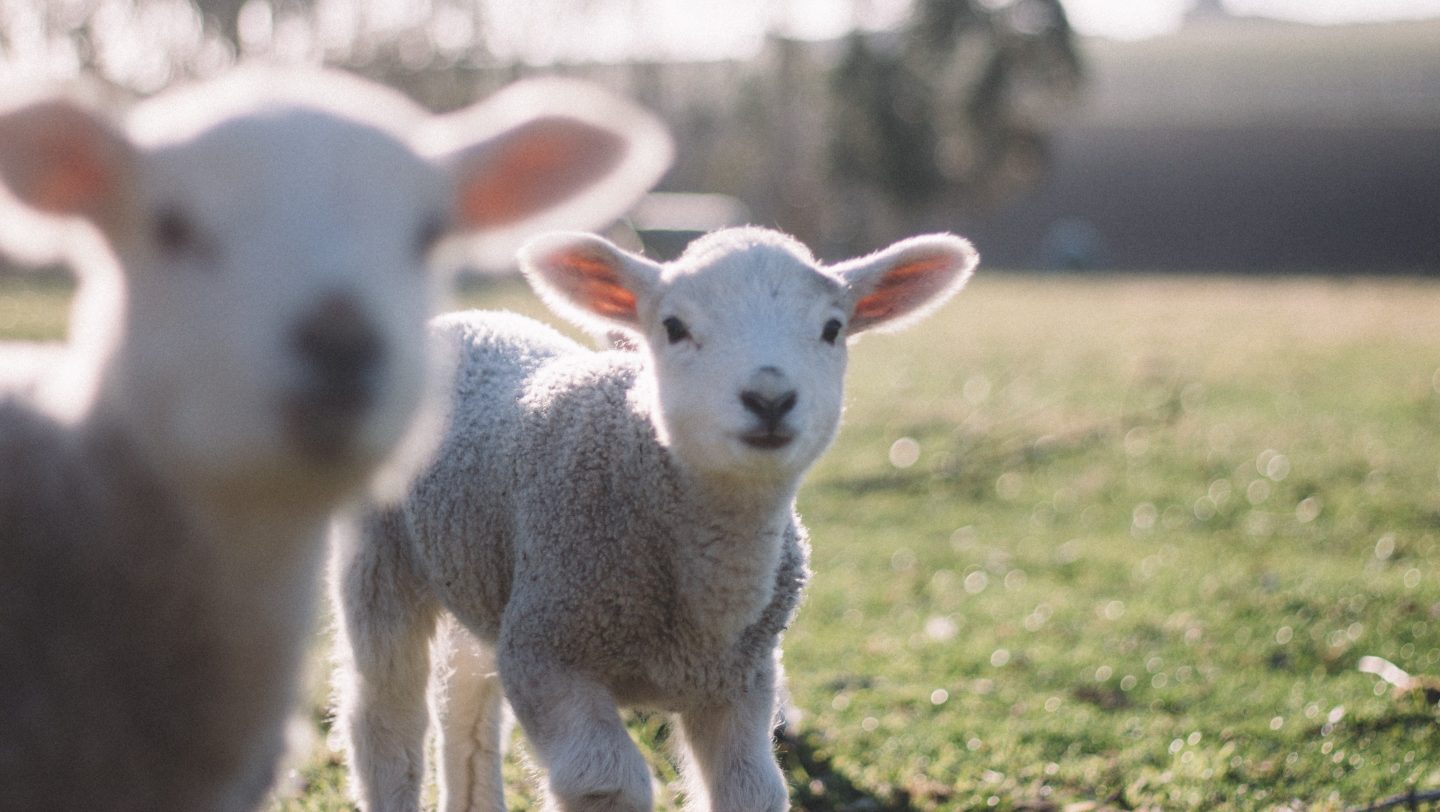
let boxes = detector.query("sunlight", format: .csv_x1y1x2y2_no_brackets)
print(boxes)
1062,0,1440,39
1061,0,1193,39
7,0,1440,76
1226,0,1440,25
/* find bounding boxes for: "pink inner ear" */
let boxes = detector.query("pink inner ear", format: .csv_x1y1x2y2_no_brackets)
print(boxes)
549,247,638,321
854,254,953,323
32,134,117,215
457,118,626,229
2,103,126,219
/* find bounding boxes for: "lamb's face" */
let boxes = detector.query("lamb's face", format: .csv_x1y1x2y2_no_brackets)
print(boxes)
642,244,849,481
113,111,444,498
0,71,672,506
521,226,979,490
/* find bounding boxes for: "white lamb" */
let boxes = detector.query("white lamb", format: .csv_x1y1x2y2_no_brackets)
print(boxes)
335,226,979,811
0,69,670,811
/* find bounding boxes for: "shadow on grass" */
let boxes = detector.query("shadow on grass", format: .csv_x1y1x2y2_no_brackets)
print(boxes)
777,725,922,812
1318,705,1440,739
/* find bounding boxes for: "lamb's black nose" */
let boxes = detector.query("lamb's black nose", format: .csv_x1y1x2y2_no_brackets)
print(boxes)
291,293,381,409
740,388,798,430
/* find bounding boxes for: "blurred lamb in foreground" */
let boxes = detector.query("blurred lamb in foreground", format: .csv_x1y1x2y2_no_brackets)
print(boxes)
0,68,670,811
334,227,978,811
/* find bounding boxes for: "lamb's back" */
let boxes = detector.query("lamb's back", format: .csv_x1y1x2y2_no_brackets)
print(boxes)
405,311,651,637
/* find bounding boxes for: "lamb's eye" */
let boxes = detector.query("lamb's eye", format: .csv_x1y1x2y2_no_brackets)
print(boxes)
153,207,196,255
662,316,690,344
821,318,843,345
415,214,446,259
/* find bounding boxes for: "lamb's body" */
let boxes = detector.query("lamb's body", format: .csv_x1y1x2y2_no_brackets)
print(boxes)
337,227,979,812
340,312,810,812
384,312,807,705
0,396,326,810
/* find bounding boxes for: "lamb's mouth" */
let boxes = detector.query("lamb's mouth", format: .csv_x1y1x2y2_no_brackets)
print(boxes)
740,431,794,450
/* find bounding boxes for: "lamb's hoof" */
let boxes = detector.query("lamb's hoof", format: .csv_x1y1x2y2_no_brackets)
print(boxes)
558,789,649,812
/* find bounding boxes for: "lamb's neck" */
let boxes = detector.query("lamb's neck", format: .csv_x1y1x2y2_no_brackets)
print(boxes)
688,473,797,533
188,500,331,604
669,469,800,644
81,405,329,645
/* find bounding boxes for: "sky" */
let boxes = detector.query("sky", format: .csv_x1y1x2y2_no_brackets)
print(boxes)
6,0,1440,85
486,0,1440,62
1062,0,1440,39
765,0,1440,43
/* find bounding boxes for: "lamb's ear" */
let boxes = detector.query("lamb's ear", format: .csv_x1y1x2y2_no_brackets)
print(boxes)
421,79,672,247
834,234,979,335
518,232,662,332
0,99,135,231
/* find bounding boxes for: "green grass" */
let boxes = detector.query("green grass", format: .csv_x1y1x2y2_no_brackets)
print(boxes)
7,271,1439,810
0,271,73,341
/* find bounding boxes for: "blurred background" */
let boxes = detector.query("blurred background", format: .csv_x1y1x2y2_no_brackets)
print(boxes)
2,0,1437,272
4,5,1439,808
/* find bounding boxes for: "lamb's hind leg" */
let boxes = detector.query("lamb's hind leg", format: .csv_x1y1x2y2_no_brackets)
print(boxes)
432,619,509,812
333,511,440,812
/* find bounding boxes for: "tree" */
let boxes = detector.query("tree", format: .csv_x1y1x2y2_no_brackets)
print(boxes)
828,0,1083,210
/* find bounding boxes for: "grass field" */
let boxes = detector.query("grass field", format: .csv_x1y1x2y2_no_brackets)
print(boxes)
4,270,1438,811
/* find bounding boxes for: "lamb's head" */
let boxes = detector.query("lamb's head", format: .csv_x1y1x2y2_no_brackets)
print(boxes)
0,71,671,506
520,227,978,484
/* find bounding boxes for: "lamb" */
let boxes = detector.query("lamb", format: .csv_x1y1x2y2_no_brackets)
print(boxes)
0,68,671,811
334,226,979,811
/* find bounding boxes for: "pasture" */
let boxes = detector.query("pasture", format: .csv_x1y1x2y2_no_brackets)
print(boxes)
3,269,1438,810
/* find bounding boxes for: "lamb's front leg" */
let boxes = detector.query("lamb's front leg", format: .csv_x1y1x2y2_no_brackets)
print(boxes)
500,647,652,812
675,674,788,812
432,620,509,812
